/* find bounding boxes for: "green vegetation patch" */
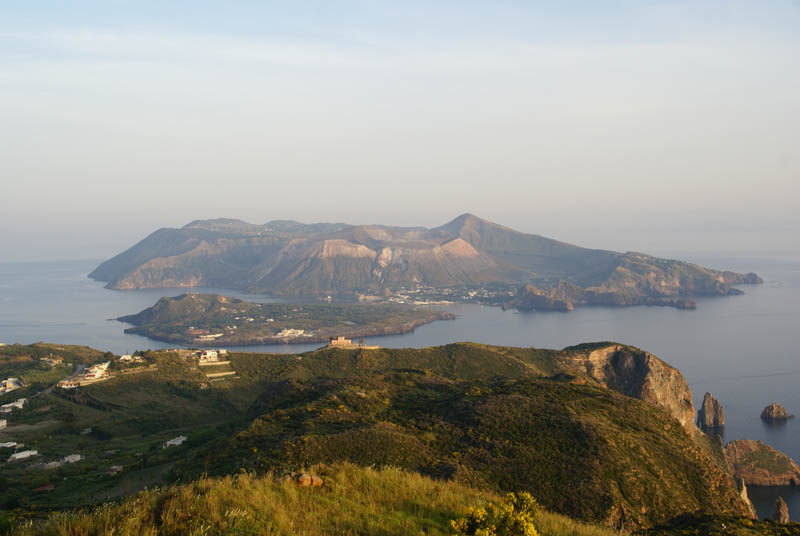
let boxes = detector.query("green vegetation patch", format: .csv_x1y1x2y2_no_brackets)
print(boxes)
739,448,794,475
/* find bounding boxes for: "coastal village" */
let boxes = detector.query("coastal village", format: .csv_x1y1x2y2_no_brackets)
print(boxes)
0,345,235,493
0,336,381,500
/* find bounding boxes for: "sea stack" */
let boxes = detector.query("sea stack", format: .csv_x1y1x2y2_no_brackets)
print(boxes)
761,403,793,421
697,392,725,429
773,496,790,524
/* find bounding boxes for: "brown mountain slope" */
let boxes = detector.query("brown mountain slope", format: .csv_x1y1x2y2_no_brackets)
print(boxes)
90,214,761,301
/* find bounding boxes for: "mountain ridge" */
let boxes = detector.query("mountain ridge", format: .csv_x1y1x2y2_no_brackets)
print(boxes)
90,214,762,306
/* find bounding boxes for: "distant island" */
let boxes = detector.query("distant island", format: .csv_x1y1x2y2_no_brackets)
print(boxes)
118,293,455,346
92,213,762,311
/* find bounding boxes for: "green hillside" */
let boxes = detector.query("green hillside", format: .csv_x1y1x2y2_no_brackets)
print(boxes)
0,342,754,531
180,371,746,527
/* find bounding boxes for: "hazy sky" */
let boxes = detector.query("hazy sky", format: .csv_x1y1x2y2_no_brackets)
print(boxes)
1,1,798,261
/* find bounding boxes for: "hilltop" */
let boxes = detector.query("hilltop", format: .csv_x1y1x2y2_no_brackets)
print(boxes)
8,465,794,536
90,214,761,309
0,341,755,530
117,293,454,346
5,463,623,536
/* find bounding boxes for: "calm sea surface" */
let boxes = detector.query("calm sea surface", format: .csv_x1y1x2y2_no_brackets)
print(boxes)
1,256,799,520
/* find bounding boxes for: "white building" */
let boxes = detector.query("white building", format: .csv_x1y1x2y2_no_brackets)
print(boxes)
0,442,18,449
0,398,27,414
0,377,24,394
162,436,187,449
196,333,223,341
8,450,38,462
198,350,218,363
84,361,110,380
63,454,82,464
0,419,6,430
119,354,143,363
277,328,305,338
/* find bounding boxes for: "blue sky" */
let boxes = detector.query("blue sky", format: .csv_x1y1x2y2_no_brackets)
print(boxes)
1,1,799,260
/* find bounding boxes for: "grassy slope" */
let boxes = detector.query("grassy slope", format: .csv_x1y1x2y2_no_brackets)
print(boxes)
223,379,741,526
0,342,749,530
7,463,615,536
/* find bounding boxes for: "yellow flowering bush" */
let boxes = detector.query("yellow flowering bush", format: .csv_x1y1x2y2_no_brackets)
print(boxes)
451,492,539,536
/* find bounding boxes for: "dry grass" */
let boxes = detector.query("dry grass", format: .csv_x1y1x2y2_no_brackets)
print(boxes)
11,464,616,536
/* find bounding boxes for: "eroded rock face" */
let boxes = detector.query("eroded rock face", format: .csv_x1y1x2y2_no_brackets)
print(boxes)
761,403,793,421
774,496,790,524
557,344,696,430
725,440,800,486
736,478,758,519
697,393,725,429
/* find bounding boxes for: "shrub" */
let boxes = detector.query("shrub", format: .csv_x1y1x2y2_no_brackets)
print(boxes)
452,492,539,536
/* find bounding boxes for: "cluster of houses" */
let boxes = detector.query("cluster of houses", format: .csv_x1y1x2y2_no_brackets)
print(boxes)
0,377,24,395
1,398,27,414
119,354,144,363
58,361,111,389
84,361,110,380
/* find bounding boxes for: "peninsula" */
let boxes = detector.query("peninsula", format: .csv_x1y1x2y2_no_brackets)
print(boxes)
117,293,454,346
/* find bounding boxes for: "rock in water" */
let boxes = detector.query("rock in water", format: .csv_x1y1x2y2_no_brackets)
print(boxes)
774,496,790,524
697,392,725,429
761,403,793,421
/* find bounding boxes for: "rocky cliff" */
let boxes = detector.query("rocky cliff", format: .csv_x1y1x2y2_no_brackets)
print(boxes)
557,343,696,431
697,393,725,429
725,440,800,486
737,478,758,519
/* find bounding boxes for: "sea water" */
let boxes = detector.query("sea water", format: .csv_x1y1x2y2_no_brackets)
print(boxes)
1,255,798,519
